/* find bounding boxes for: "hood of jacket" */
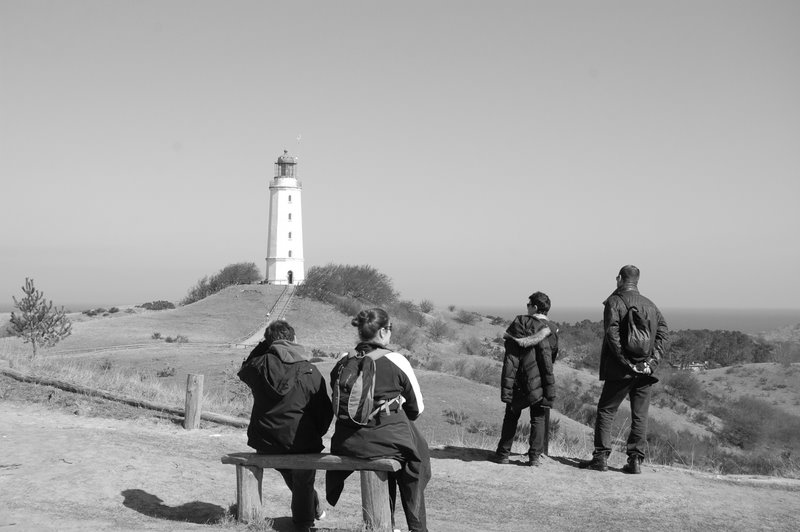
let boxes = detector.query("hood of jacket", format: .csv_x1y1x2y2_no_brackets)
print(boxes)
238,339,312,400
269,339,310,363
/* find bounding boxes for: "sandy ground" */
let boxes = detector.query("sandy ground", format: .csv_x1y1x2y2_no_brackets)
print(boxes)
1,399,799,532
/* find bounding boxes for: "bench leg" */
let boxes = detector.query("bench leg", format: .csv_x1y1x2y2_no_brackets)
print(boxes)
359,469,392,531
235,464,263,523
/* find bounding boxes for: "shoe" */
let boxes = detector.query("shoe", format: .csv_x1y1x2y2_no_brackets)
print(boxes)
623,455,642,474
529,455,542,467
491,453,510,465
580,454,608,472
315,510,326,520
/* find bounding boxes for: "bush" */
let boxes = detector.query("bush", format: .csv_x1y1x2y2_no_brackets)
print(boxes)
108,307,119,314
297,263,398,306
425,357,443,371
448,305,456,312
138,300,175,311
661,369,704,408
427,319,454,342
445,358,500,386
391,323,420,351
312,348,338,359
151,332,162,340
156,366,176,378
443,409,469,425
419,299,435,313
490,316,508,326
390,300,426,327
460,336,491,357
181,262,261,305
713,396,800,451
454,309,479,325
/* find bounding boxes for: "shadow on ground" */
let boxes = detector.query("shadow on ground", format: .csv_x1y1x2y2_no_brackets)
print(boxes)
121,489,226,524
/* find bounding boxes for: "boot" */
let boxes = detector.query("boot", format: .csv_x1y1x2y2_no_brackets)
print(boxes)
623,455,642,474
580,454,608,472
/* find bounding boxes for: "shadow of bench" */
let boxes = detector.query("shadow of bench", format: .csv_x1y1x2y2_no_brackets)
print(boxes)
221,452,402,531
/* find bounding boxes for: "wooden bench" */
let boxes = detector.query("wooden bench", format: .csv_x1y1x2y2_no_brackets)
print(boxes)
221,452,402,530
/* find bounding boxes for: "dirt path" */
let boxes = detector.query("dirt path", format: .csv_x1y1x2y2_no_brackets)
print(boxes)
1,401,798,532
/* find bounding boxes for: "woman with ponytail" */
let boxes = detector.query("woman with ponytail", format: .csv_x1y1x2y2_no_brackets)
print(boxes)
326,308,430,532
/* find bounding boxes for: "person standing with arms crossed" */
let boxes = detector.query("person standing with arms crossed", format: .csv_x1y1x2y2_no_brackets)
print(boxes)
582,265,668,474
492,291,559,467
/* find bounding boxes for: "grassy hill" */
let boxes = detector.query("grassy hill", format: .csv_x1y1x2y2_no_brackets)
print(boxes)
2,285,799,478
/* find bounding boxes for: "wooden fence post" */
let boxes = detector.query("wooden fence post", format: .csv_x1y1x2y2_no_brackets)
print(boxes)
184,373,204,430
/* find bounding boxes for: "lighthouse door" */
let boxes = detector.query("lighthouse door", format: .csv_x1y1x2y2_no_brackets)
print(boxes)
288,271,294,284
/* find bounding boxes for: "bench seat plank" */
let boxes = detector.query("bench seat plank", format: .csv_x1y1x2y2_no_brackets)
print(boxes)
221,452,402,472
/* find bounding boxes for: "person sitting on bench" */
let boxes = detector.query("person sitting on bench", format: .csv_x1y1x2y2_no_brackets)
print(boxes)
238,320,333,531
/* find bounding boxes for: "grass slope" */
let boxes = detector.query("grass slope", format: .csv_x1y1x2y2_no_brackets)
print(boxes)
5,288,799,473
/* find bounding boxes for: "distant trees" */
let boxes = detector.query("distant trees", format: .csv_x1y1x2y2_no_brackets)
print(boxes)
181,262,261,305
10,278,72,357
558,320,777,367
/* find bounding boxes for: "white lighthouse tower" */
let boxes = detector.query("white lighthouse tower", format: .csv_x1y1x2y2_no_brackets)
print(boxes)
265,149,304,285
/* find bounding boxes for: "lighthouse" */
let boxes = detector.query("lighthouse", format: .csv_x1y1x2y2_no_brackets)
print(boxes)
265,150,304,285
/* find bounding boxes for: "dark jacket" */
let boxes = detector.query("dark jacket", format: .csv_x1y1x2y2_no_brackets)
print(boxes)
599,285,669,381
238,339,333,453
327,342,430,506
500,314,559,407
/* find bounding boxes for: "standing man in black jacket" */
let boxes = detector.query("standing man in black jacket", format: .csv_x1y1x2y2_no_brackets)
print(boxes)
583,265,668,474
238,320,333,530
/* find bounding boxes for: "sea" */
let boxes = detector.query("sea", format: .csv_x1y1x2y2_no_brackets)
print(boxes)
2,302,798,336
473,306,800,335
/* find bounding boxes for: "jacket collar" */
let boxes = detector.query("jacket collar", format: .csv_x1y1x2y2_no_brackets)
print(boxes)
355,341,387,355
604,284,639,305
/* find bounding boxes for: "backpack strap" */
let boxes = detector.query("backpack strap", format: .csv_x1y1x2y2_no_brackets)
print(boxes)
364,348,403,418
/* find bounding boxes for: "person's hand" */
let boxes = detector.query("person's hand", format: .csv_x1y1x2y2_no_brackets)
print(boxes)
633,362,652,375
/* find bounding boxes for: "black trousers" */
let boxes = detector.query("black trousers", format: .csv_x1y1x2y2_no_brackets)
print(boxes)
593,376,653,459
276,468,321,527
496,402,548,459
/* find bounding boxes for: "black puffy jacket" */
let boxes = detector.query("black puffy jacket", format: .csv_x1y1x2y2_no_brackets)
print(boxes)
238,339,333,453
500,315,558,407
599,286,669,381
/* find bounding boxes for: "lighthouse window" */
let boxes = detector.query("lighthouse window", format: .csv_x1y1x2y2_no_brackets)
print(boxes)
288,213,292,221
288,232,292,240
288,250,292,258
288,195,292,203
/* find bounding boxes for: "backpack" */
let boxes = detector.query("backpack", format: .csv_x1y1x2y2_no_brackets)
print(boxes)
331,348,401,427
617,296,652,362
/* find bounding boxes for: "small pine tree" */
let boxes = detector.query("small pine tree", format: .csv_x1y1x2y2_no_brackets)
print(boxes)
10,278,72,357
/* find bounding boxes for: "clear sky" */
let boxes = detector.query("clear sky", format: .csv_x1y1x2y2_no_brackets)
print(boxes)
1,0,799,311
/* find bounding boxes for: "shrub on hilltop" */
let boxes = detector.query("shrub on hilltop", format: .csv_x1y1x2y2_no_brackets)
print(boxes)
181,262,261,305
297,263,397,306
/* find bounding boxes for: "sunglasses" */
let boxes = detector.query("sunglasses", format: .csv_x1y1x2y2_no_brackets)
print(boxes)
383,324,393,332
